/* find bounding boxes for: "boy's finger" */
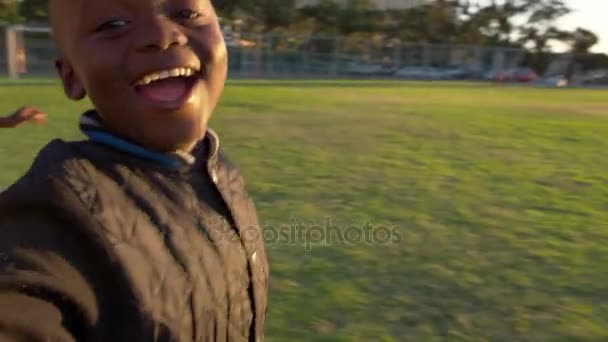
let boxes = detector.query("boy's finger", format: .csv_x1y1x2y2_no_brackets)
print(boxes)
30,113,47,124
17,106,43,118
14,108,33,119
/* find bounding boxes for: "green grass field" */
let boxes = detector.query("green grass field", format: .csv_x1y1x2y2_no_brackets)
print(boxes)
1,80,608,341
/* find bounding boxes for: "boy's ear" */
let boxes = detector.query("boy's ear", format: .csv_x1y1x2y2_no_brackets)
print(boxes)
55,58,86,100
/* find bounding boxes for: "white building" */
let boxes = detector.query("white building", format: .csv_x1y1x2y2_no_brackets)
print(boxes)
295,0,434,10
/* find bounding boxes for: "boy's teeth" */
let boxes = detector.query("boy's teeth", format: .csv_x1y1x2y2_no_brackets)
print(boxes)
136,68,197,86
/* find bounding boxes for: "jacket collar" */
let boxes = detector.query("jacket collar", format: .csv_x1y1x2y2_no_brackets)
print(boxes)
79,110,220,170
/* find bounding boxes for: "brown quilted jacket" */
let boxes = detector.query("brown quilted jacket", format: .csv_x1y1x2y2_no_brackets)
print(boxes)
0,129,269,342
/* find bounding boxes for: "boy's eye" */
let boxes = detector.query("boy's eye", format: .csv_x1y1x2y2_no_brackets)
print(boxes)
175,9,204,21
95,19,129,32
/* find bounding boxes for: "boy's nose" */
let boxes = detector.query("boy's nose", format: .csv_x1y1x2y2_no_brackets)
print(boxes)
136,17,187,52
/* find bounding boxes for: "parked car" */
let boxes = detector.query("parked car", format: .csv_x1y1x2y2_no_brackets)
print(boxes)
485,67,539,83
346,62,396,77
583,69,608,85
395,66,445,80
511,67,539,82
439,66,469,80
542,75,569,87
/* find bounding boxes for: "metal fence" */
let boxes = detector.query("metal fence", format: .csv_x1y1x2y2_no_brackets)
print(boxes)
1,24,525,80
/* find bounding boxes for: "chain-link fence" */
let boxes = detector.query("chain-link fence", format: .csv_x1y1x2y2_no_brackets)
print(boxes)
0,24,547,81
225,32,525,80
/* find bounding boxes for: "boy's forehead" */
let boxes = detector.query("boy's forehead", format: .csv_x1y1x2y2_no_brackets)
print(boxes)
51,0,215,30
49,0,84,26
48,0,78,45
49,0,217,54
50,0,124,19
49,0,216,37
49,0,140,41
51,0,214,13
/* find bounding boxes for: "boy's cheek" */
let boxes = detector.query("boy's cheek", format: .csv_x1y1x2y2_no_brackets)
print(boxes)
210,39,228,65
204,41,228,103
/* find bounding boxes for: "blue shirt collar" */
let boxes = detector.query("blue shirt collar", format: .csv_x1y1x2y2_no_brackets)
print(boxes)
79,110,219,169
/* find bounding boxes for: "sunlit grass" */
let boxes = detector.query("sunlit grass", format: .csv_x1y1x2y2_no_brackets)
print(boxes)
1,80,607,340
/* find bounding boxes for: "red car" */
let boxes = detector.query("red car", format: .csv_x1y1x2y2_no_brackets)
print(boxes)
512,67,539,82
490,67,539,83
504,67,539,82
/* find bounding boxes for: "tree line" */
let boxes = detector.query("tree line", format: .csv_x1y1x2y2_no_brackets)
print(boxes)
1,0,607,72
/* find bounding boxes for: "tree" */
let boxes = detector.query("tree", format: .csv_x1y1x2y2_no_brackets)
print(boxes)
297,0,380,36
0,0,22,24
517,0,571,53
220,0,296,33
213,0,242,17
457,0,524,46
557,27,600,81
569,28,598,54
422,0,459,44
19,0,47,24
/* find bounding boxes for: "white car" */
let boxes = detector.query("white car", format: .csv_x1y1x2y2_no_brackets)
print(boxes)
346,62,384,76
542,75,569,87
584,69,608,85
395,66,444,80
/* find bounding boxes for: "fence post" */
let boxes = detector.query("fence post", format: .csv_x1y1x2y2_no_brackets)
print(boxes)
6,25,18,79
255,33,263,77
330,36,341,78
303,38,310,76
492,49,505,76
5,25,27,79
266,34,273,77
422,43,431,66
393,41,402,68
474,46,483,71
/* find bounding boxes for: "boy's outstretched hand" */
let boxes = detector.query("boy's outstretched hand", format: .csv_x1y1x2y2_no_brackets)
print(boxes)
1,106,47,128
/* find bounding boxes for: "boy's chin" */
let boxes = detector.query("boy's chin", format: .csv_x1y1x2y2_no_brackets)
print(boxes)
146,128,206,153
145,111,208,151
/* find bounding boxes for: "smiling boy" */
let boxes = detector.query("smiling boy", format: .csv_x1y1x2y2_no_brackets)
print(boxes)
0,0,268,341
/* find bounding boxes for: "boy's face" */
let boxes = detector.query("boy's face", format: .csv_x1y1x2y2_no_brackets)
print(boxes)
52,0,227,152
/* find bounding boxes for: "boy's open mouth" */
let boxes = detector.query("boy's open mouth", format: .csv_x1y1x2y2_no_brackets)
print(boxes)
134,67,200,104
